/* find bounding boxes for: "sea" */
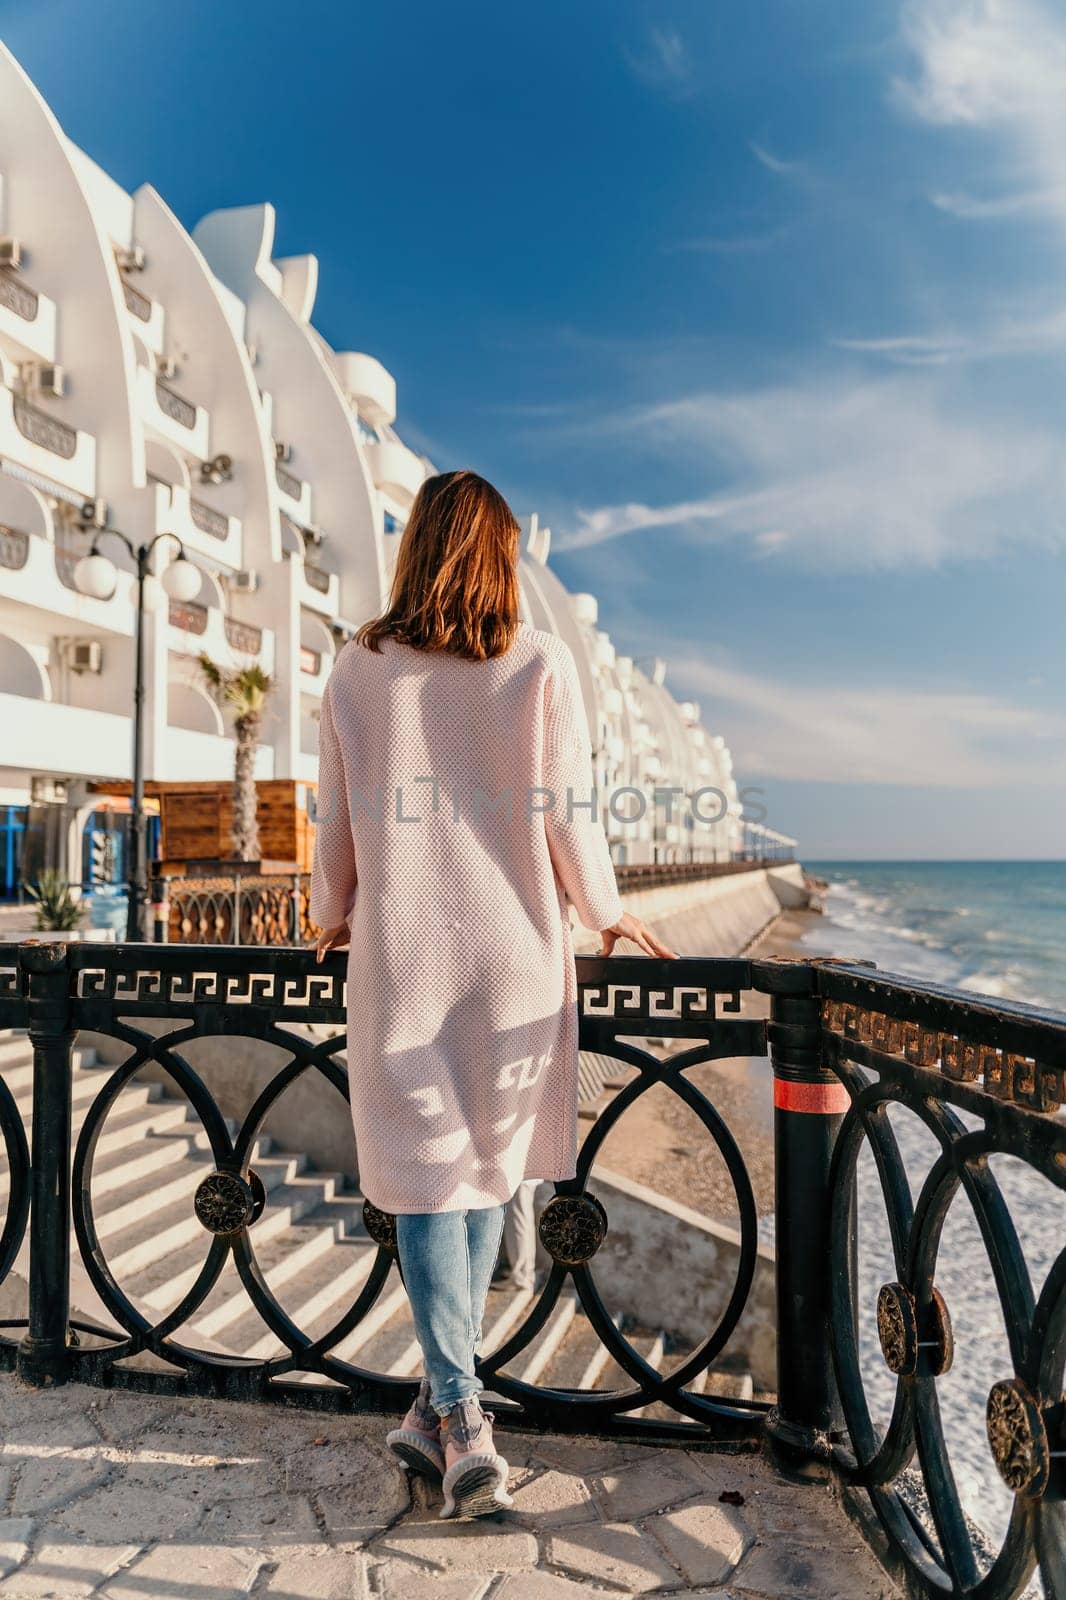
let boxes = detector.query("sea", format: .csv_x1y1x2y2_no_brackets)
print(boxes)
802,859,1066,1012
798,862,1064,1578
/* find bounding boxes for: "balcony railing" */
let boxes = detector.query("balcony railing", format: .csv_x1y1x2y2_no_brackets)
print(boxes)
223,617,263,656
158,871,310,945
614,858,793,891
304,563,331,594
0,942,1061,1598
154,380,197,431
120,278,152,323
0,274,40,323
0,524,30,572
189,497,230,540
12,397,77,459
275,461,303,500
167,597,208,634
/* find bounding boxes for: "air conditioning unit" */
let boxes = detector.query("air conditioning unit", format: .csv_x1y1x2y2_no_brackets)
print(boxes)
23,362,67,398
69,640,103,675
80,498,108,529
156,354,179,380
31,776,67,804
115,244,146,272
200,454,233,485
303,523,324,549
274,440,293,463
0,238,24,271
229,570,259,593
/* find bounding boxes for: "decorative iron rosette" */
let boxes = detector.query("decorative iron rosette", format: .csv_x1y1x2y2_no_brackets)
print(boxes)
876,1282,914,1375
987,1379,1052,1498
362,1200,398,1257
193,1169,266,1236
538,1192,608,1266
877,1282,953,1377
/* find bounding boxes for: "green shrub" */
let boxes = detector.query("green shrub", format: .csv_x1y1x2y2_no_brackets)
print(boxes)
23,870,84,932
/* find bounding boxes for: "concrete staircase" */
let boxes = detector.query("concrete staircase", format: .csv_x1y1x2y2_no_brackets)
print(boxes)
0,1032,751,1414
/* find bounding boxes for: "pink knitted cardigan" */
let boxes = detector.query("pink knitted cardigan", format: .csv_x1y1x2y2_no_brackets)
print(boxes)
309,623,624,1214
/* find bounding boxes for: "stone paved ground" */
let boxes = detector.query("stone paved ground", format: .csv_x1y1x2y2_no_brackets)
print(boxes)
0,1375,899,1598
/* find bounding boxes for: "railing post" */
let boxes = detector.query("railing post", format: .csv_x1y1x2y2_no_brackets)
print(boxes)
150,871,170,944
757,957,853,1473
17,941,75,1387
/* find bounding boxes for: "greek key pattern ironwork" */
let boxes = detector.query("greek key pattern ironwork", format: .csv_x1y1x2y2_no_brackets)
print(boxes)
0,274,39,321
13,397,76,459
0,954,24,1025
822,997,1064,1113
68,955,346,1018
0,525,29,572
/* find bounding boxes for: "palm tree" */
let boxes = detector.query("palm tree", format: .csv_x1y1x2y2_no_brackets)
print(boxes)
198,655,273,861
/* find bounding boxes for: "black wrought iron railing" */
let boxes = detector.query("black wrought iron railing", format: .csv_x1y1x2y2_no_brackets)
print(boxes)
0,941,1061,1600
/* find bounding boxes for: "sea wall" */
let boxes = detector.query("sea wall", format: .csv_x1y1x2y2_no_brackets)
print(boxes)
573,860,808,955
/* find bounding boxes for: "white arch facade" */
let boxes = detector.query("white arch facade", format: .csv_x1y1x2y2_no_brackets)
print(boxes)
0,39,764,875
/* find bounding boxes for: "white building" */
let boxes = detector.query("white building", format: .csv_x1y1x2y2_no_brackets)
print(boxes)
0,40,750,901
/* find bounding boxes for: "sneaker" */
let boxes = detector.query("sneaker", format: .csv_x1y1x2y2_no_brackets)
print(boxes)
386,1378,445,1477
439,1398,512,1519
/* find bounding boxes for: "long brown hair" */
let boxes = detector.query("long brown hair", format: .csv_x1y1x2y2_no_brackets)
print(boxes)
356,469,521,660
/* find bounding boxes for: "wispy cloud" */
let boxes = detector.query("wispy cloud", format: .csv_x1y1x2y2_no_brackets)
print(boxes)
555,373,1066,569
749,140,805,178
896,0,1066,226
832,305,1066,364
623,26,694,96
668,654,1066,788
931,186,1066,220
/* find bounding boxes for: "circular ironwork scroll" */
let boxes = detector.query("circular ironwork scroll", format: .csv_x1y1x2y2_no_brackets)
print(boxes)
362,1200,398,1257
194,1168,266,1236
539,1192,608,1266
987,1378,1052,1499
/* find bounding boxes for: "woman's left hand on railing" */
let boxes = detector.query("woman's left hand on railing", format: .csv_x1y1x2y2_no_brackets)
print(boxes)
315,922,351,961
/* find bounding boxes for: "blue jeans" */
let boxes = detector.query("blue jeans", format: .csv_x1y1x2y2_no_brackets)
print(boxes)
396,1204,506,1415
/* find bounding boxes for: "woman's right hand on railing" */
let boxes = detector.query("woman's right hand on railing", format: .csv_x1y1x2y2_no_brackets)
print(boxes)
599,911,678,959
315,922,351,962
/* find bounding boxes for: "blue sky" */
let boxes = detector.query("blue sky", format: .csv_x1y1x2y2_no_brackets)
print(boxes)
6,0,1065,857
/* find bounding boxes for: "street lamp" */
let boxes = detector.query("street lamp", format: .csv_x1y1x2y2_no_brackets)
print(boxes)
74,530,201,940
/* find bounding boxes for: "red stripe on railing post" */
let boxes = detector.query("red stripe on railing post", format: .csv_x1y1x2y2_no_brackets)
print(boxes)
772,1078,852,1115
